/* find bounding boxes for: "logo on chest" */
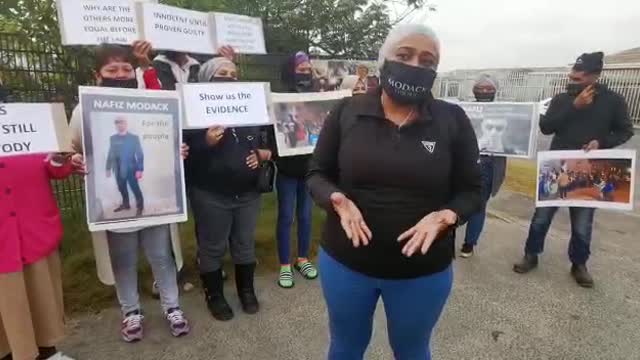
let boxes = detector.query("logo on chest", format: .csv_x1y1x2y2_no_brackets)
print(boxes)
421,141,436,154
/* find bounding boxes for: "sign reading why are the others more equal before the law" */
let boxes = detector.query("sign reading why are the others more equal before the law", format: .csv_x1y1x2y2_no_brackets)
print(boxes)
180,82,271,129
0,103,72,157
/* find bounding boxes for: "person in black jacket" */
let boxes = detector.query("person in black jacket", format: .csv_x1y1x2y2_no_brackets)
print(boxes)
307,24,481,359
274,52,318,289
184,57,272,321
513,52,634,288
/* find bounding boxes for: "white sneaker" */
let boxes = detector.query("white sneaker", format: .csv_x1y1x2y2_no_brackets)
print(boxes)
45,353,75,360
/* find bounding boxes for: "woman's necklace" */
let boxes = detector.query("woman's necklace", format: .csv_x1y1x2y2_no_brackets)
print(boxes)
381,95,415,127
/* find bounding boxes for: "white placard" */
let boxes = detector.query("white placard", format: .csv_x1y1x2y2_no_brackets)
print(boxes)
56,0,141,45
536,149,636,211
211,12,266,54
79,86,188,231
180,82,271,128
138,2,214,54
0,103,71,157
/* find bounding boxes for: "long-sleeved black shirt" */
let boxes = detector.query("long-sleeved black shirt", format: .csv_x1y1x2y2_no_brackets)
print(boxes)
307,92,482,279
540,86,634,150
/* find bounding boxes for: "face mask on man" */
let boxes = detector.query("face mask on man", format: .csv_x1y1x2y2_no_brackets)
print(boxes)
100,78,139,89
380,60,436,105
566,83,589,97
474,92,496,102
295,73,313,92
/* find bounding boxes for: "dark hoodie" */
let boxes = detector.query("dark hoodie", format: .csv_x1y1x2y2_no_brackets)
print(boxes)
273,54,313,179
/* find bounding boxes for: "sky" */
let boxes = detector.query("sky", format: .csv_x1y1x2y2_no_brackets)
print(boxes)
395,0,640,71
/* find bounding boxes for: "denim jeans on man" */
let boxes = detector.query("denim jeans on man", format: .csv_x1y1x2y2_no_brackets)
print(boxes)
276,174,312,264
464,158,494,246
524,207,595,265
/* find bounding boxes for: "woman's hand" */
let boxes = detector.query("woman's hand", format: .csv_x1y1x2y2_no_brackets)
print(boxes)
330,192,372,248
397,210,458,257
181,143,190,160
246,151,259,169
205,126,225,146
71,153,87,175
49,152,72,165
132,40,153,70
218,45,237,62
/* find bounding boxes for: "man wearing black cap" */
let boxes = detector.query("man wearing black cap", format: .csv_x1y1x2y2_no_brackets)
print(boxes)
513,52,634,288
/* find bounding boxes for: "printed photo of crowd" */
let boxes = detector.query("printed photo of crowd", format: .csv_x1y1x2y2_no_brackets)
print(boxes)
538,158,633,204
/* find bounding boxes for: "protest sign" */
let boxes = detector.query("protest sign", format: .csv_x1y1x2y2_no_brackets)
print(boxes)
180,82,271,128
457,102,539,159
79,86,187,231
536,149,636,211
56,0,141,45
272,90,351,157
0,103,71,157
137,2,214,54
211,12,266,54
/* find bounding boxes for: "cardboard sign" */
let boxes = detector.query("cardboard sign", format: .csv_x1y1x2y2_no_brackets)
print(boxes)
56,0,141,45
137,2,214,54
211,12,266,54
180,82,271,128
0,103,71,157
79,86,188,231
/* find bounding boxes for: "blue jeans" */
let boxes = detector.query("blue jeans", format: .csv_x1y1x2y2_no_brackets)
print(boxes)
464,159,494,246
319,250,453,360
276,174,312,264
524,207,595,265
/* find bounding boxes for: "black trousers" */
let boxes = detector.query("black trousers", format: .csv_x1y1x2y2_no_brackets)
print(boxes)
116,171,144,209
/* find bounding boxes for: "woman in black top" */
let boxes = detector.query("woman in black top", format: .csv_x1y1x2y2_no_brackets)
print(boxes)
184,57,272,321
307,24,481,359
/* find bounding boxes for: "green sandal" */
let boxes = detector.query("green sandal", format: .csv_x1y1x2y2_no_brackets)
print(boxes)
278,266,294,289
294,260,318,280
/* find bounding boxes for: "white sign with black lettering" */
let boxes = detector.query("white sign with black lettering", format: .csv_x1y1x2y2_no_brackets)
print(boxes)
180,82,272,128
138,2,214,54
0,103,71,157
211,12,266,54
56,0,141,45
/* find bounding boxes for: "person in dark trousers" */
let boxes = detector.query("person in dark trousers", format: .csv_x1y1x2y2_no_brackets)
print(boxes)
185,57,273,321
513,52,634,288
274,52,318,289
460,75,507,258
106,117,145,216
307,24,481,359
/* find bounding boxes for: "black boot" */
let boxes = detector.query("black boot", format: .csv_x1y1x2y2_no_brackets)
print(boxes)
235,263,259,314
513,254,538,274
200,270,234,321
571,264,594,288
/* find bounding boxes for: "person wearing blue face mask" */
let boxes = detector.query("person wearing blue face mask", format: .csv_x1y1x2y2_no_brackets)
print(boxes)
307,24,482,359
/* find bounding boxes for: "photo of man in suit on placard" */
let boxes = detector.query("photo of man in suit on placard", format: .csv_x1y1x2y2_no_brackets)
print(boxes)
106,116,145,216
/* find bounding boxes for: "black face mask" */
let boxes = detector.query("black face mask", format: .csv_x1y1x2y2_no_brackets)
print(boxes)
474,93,496,102
566,83,588,97
210,77,238,83
295,73,313,92
380,61,436,105
100,78,139,89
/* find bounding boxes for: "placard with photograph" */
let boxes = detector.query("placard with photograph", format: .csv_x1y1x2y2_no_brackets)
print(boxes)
458,102,539,158
312,60,378,92
79,86,187,231
56,0,142,45
211,12,266,54
272,91,351,157
0,103,71,157
536,149,636,210
180,82,271,128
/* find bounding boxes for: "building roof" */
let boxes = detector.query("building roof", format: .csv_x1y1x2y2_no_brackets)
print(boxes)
605,47,640,65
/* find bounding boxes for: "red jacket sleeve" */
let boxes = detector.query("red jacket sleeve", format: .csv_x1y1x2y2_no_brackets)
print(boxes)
46,159,74,180
143,68,163,90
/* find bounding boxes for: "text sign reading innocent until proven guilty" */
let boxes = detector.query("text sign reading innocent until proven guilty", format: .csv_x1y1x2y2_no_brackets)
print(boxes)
0,104,72,157
180,82,272,128
56,0,142,45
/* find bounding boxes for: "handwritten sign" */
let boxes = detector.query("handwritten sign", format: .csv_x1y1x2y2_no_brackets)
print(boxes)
138,2,214,54
180,82,271,128
211,12,266,54
0,103,71,157
56,0,142,45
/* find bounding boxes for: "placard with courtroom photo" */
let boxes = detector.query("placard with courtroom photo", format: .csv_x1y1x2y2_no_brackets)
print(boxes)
80,87,187,232
272,91,351,157
458,102,539,158
536,149,636,211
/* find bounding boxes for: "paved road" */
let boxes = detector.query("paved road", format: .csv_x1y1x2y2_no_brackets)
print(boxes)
60,192,640,360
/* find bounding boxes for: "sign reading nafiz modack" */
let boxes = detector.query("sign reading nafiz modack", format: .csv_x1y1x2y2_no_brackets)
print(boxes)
0,103,72,157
